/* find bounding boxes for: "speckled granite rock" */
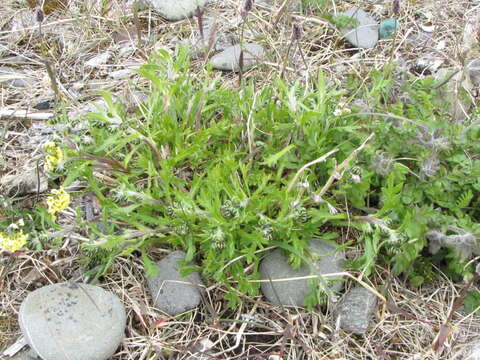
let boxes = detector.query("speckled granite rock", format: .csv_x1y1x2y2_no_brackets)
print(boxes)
335,286,377,334
258,0,301,12
19,282,126,360
434,68,470,122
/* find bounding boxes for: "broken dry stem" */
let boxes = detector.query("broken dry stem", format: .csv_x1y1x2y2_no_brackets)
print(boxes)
316,132,375,198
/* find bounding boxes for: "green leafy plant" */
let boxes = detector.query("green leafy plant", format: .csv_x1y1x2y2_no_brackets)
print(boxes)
463,290,480,316
344,70,480,284
8,46,479,306
60,46,364,306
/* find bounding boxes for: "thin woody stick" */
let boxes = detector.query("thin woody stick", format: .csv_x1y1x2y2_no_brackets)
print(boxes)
0,109,54,121
315,132,375,199
287,148,339,192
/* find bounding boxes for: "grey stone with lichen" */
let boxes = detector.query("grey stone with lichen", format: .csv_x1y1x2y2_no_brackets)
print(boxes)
434,67,472,122
188,17,238,56
19,282,126,360
146,251,205,315
259,239,345,307
335,286,377,334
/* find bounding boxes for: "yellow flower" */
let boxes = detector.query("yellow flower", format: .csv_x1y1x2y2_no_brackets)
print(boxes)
46,187,71,220
0,230,28,252
43,140,63,171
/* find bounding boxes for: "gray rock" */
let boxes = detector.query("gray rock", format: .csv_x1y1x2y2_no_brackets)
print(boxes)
189,17,238,56
146,251,205,315
257,0,301,12
340,8,379,49
19,282,126,360
335,286,377,335
210,43,264,72
465,342,480,359
466,58,480,88
259,239,345,307
145,0,209,21
0,66,33,88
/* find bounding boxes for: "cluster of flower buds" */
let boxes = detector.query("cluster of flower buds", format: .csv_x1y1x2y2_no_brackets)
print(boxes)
220,199,241,219
174,224,189,236
289,202,309,223
255,214,274,240
209,227,226,250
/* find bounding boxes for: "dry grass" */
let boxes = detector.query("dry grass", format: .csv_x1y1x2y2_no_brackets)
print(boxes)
3,247,480,359
1,0,480,359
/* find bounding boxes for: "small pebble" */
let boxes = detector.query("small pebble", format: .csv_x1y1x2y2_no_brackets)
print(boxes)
379,18,398,39
335,286,377,335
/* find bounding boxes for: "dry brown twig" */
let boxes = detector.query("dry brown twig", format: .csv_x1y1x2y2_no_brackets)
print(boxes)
315,132,375,200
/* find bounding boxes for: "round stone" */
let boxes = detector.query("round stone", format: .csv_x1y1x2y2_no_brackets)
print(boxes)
145,0,209,21
146,251,205,316
19,282,126,360
259,239,345,307
340,7,379,49
210,43,265,72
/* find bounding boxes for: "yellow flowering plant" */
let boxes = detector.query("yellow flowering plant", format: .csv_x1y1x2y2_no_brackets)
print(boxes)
46,187,71,221
0,229,28,252
43,140,63,171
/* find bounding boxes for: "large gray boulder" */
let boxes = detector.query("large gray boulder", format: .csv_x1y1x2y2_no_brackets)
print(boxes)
19,282,126,360
145,0,209,21
146,251,205,315
259,239,345,307
335,286,377,334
